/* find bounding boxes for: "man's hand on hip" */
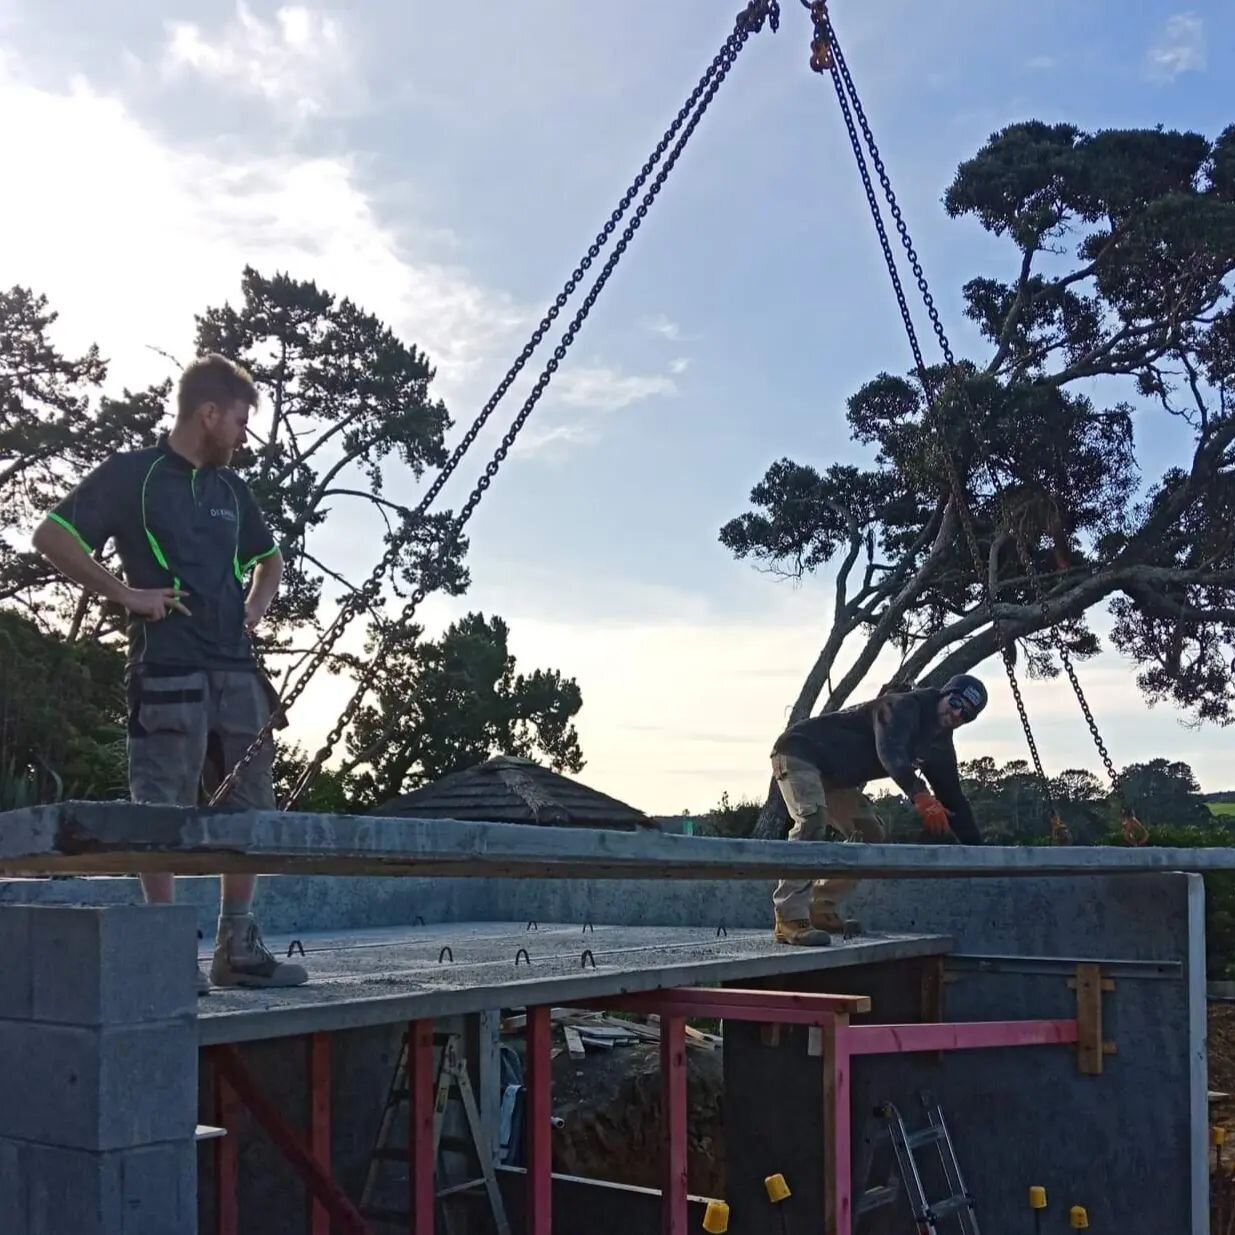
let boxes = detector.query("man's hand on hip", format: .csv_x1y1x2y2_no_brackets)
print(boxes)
244,599,269,633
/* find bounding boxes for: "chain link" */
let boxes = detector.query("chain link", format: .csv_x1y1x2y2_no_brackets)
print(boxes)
819,10,1141,842
208,0,780,809
279,0,780,809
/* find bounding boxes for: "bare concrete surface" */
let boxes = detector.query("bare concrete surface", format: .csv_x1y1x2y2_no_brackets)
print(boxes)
3,799,1235,879
194,920,951,1044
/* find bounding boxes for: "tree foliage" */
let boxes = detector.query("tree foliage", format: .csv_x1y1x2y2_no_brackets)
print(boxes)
0,609,128,807
0,285,167,627
723,121,1235,837
868,754,1213,845
338,612,585,809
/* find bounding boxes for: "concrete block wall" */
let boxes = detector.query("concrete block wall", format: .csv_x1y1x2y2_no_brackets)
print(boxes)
0,873,773,937
0,905,200,1235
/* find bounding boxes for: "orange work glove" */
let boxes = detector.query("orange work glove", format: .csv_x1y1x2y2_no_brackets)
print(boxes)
913,792,950,835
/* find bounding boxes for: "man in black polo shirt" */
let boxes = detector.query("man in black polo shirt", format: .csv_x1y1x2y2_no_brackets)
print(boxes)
33,353,308,992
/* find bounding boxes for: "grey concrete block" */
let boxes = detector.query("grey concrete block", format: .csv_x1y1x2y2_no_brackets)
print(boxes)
29,905,197,1025
18,1140,195,1235
0,906,33,1018
0,1136,27,1235
118,1141,196,1235
0,1021,197,1151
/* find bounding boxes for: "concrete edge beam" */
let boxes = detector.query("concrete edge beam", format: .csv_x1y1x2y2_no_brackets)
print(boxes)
3,800,1235,879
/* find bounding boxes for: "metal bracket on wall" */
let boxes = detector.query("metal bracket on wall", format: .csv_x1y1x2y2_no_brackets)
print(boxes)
945,954,1180,981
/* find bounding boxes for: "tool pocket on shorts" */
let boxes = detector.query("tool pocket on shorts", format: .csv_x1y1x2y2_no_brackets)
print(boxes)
128,674,206,738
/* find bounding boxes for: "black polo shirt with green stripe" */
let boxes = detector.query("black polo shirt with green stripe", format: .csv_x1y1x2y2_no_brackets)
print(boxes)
48,437,278,672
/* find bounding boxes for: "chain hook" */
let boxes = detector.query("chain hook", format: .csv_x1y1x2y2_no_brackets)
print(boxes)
738,0,781,35
807,0,832,72
1121,813,1149,847
1049,813,1073,846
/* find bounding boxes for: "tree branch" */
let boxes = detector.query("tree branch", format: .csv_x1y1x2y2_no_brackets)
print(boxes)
274,406,370,484
320,488,416,519
912,564,1235,686
984,243,1037,375
824,501,960,711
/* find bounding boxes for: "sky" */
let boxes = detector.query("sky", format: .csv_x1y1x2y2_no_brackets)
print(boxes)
0,1,1232,812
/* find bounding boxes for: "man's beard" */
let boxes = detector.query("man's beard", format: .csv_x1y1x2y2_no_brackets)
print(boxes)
204,438,235,467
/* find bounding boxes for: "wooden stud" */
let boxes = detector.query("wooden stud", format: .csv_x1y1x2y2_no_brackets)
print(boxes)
822,1013,852,1235
1074,962,1105,1076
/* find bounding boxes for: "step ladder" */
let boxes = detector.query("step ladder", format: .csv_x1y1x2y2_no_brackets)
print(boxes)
856,1092,978,1235
360,1029,511,1235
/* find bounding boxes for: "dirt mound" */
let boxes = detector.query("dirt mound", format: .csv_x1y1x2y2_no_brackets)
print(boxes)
550,1042,725,1197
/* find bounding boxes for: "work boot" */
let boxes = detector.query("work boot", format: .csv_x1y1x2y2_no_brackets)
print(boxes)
811,905,862,939
210,915,308,989
773,917,832,947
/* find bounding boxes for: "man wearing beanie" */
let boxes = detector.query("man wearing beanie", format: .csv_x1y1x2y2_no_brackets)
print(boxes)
768,674,988,947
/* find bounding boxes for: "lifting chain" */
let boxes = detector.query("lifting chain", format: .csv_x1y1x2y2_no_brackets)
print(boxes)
812,9,1144,844
207,0,780,809
806,4,1059,828
274,0,780,810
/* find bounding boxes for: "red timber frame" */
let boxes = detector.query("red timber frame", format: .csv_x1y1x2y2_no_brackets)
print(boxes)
205,990,1081,1235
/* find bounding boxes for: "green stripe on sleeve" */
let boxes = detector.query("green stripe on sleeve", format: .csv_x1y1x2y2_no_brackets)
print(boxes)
47,511,93,555
240,543,280,576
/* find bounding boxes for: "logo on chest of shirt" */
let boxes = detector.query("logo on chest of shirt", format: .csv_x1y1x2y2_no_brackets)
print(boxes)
209,506,238,522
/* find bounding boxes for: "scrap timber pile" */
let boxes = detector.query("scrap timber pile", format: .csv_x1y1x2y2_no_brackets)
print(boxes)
500,1006,723,1056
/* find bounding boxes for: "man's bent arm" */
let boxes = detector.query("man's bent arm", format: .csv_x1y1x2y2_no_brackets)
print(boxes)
31,518,131,605
924,752,984,844
245,551,283,627
871,696,931,799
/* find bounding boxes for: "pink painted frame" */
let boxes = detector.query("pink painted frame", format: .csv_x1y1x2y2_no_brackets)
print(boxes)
513,985,1082,1235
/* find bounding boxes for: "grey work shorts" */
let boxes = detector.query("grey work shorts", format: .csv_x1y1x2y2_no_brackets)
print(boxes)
127,669,278,810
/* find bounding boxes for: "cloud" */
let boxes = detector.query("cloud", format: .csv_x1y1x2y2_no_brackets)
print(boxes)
507,363,678,457
1025,55,1058,71
670,357,692,376
553,365,676,412
162,3,358,118
0,56,529,405
1146,13,1206,82
643,313,683,342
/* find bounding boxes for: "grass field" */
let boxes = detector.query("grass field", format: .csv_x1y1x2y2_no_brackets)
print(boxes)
1210,802,1235,818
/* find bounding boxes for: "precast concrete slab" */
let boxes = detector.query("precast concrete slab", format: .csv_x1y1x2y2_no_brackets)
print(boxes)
4,800,1235,879
194,920,952,1045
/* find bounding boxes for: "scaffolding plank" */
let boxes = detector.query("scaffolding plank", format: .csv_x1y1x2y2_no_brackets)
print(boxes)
3,800,1233,880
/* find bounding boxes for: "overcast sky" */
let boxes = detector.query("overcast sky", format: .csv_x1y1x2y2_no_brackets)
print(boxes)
1,1,1231,811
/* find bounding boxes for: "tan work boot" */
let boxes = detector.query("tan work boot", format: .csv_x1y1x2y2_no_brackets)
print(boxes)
811,906,862,939
210,914,309,989
773,917,833,947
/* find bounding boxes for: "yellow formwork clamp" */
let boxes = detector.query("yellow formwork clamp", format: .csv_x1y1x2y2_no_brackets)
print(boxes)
765,1173,792,1204
702,1199,730,1233
1214,1126,1228,1148
1029,1185,1047,1210
1070,1204,1090,1229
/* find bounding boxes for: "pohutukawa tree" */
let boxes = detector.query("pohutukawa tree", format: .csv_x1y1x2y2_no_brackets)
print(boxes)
722,121,1235,838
